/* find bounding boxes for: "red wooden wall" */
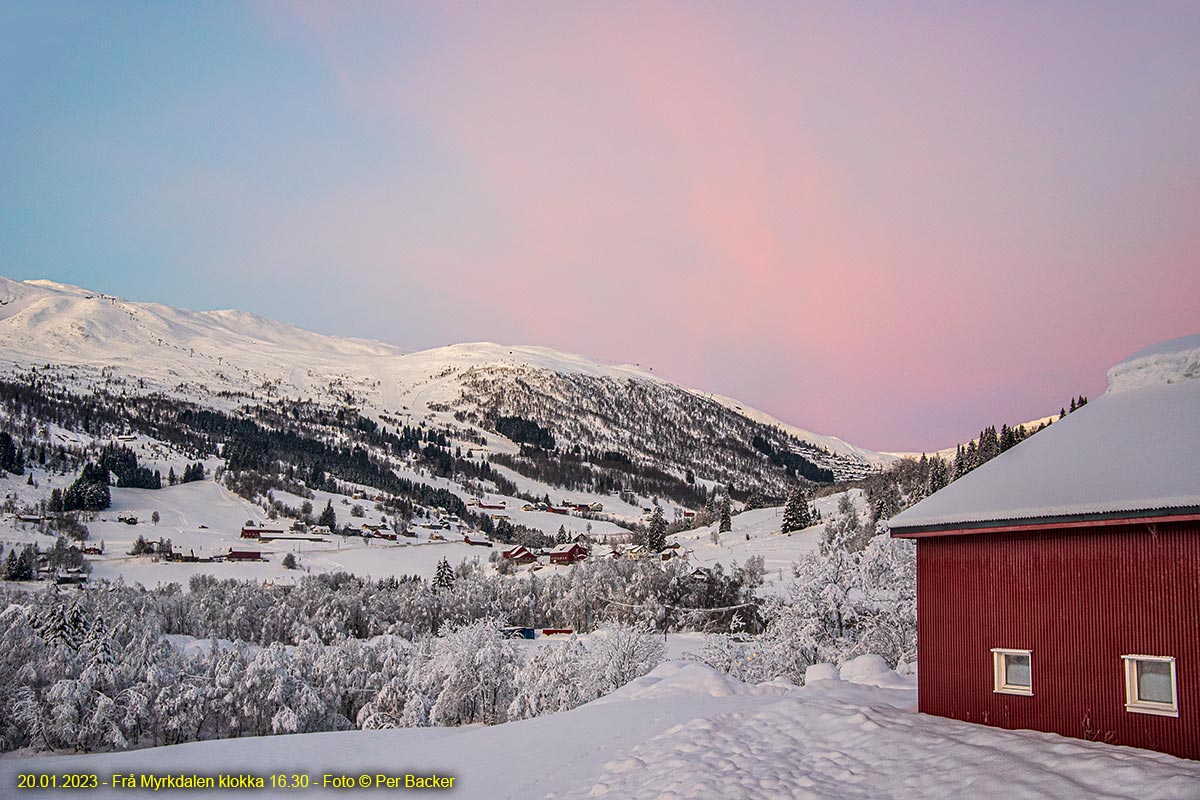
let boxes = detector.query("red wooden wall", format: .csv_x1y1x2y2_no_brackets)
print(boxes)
915,519,1200,759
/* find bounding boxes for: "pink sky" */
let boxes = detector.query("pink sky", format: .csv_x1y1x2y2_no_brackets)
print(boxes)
265,3,1199,451
6,2,1197,451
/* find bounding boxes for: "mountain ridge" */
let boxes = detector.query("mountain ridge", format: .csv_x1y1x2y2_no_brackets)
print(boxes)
0,276,892,487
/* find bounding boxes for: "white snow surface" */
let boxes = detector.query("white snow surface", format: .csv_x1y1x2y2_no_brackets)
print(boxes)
1107,332,1200,394
4,661,1198,799
890,334,1200,530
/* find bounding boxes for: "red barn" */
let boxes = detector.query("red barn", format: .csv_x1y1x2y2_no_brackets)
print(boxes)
548,542,588,564
241,526,285,539
889,335,1200,760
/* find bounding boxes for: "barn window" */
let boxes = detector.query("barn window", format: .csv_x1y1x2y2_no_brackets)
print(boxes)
1122,655,1178,717
991,648,1033,695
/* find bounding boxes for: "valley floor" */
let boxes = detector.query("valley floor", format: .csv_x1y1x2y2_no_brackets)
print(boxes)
3,659,1197,800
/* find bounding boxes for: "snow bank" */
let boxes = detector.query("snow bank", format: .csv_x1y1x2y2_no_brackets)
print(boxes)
3,662,1198,799
836,654,914,688
804,662,841,683
1107,333,1200,394
803,656,915,689
596,661,791,704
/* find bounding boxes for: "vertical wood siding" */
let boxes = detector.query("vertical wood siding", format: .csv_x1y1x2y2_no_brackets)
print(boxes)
916,520,1200,759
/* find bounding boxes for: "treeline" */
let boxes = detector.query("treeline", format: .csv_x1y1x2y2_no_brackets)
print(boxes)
751,435,835,482
457,365,851,500
491,448,710,509
51,463,112,512
493,415,555,450
168,462,205,484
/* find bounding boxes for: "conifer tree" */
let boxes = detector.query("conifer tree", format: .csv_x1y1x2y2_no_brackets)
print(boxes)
647,506,667,552
927,457,950,494
433,558,455,589
718,495,732,533
318,499,337,530
782,485,813,534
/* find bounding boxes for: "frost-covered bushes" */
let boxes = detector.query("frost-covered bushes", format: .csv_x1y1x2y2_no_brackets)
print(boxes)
508,623,665,720
691,532,916,684
1,556,757,648
508,636,594,719
418,619,520,727
0,597,667,754
586,623,667,695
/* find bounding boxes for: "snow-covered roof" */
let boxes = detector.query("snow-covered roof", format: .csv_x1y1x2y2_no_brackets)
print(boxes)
549,542,585,553
889,335,1200,532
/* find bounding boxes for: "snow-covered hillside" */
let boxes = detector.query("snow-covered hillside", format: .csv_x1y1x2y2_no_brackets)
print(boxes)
3,659,1196,799
0,277,889,490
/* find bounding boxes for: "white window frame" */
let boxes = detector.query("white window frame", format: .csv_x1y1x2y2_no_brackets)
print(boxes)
1122,655,1179,717
991,648,1033,696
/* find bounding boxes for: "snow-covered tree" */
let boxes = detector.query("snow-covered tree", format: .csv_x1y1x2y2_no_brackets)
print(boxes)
318,499,337,530
782,484,814,533
508,637,592,720
585,622,666,696
433,558,454,590
718,495,732,533
424,619,519,727
647,506,667,552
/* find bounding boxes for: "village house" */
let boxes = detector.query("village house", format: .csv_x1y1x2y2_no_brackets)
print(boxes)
889,335,1200,760
501,545,537,564
547,542,588,564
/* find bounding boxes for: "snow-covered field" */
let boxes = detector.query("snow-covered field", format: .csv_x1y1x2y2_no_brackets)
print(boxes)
0,477,504,586
672,491,867,592
3,457,856,590
4,659,1196,799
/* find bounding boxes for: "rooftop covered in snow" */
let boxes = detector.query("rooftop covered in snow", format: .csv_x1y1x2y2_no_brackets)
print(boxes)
889,334,1200,534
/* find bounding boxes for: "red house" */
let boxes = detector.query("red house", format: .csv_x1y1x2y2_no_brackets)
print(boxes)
502,545,537,564
225,549,264,562
889,335,1200,760
548,542,588,564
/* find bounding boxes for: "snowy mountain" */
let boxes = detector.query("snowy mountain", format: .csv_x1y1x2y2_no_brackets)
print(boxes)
0,277,891,495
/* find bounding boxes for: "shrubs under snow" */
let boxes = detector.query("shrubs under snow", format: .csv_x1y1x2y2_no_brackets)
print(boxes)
691,533,916,685
0,593,667,755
